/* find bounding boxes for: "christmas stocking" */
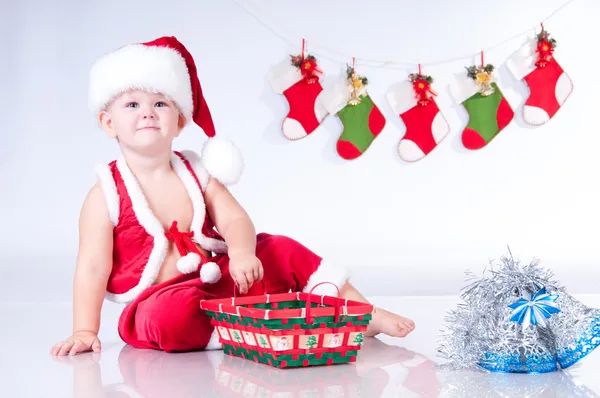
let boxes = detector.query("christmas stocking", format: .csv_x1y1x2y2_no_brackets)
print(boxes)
321,66,386,160
507,28,573,125
268,53,328,140
450,64,514,150
386,72,450,162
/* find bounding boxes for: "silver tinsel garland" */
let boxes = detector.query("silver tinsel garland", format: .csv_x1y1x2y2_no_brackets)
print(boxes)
437,249,600,374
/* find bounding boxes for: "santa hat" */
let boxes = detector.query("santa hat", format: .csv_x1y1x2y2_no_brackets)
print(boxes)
88,36,243,185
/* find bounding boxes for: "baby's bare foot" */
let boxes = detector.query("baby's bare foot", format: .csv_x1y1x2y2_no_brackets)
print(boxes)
366,307,415,338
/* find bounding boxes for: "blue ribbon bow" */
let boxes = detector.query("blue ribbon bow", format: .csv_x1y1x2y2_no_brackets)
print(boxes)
508,287,561,329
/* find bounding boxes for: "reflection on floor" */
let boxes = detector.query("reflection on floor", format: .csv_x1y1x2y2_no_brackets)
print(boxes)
5,295,600,397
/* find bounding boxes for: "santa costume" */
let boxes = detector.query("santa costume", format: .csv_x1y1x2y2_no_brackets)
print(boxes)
88,36,349,352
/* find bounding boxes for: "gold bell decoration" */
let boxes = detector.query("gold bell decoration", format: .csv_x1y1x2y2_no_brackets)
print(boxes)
346,63,368,106
466,51,496,96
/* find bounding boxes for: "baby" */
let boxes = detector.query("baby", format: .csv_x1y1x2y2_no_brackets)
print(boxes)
50,36,414,356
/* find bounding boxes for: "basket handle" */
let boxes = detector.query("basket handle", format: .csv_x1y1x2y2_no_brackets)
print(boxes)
233,279,266,298
305,282,341,324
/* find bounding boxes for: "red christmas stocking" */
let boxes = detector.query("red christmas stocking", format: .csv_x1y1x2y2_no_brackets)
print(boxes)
450,63,514,150
268,53,328,140
507,27,573,125
386,72,449,162
320,66,386,160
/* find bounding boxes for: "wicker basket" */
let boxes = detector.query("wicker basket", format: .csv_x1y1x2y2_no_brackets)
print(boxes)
200,282,374,368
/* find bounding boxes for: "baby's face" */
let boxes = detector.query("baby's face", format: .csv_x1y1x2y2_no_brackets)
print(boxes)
100,90,185,154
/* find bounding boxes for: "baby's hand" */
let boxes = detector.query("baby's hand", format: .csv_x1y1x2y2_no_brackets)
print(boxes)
50,331,101,356
229,251,263,295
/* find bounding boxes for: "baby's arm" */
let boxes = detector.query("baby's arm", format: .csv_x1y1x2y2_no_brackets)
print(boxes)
50,183,114,356
204,178,262,293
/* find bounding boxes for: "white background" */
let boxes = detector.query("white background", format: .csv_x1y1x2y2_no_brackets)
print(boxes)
1,0,599,302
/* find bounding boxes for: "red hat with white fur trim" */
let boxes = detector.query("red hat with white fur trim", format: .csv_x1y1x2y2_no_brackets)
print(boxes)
88,36,243,186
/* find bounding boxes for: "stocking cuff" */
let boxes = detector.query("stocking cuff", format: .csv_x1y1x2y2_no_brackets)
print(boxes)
321,78,353,115
507,37,537,81
449,74,479,104
386,80,418,115
268,57,303,93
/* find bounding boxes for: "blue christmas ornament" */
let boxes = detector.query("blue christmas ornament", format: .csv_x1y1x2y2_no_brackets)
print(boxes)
438,249,600,374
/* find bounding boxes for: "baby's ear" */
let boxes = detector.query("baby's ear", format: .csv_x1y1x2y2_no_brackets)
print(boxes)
98,110,117,139
177,113,187,131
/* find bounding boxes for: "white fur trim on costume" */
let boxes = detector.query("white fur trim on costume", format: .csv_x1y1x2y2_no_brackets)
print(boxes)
171,152,228,254
201,137,244,186
268,57,303,93
205,327,223,350
176,252,201,274
179,149,209,190
105,158,169,304
320,79,354,115
303,259,350,297
94,164,120,226
386,81,418,115
88,44,193,120
449,74,479,104
200,261,221,284
506,38,537,81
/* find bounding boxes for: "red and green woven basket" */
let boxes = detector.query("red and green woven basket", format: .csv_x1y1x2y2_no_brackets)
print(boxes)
213,351,361,396
200,282,374,368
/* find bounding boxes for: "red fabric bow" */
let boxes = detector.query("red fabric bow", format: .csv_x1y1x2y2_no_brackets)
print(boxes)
535,40,554,68
165,221,207,262
412,79,437,106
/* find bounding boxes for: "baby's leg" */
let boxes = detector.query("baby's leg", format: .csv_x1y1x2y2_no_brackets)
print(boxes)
254,233,415,338
340,282,415,338
252,233,348,297
118,274,220,353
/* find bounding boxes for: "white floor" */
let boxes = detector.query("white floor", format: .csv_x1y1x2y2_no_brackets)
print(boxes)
4,295,600,397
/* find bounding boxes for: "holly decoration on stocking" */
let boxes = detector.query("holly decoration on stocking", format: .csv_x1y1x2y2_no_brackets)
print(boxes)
409,72,435,106
346,65,369,106
386,68,450,162
507,25,573,125
290,54,321,84
450,55,514,150
321,63,386,160
267,41,328,140
465,64,496,96
535,27,557,68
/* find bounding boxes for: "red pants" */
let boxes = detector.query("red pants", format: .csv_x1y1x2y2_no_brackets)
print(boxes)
117,233,347,352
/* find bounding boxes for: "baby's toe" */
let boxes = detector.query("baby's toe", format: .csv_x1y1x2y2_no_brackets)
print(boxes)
398,321,414,336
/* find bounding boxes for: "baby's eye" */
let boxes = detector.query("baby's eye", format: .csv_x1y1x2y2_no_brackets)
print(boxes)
125,102,139,108
155,101,168,107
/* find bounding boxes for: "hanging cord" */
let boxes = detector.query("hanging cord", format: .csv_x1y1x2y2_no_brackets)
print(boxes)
232,0,577,69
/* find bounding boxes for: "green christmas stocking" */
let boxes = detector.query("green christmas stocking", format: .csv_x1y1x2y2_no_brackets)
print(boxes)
321,67,386,159
450,64,514,150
